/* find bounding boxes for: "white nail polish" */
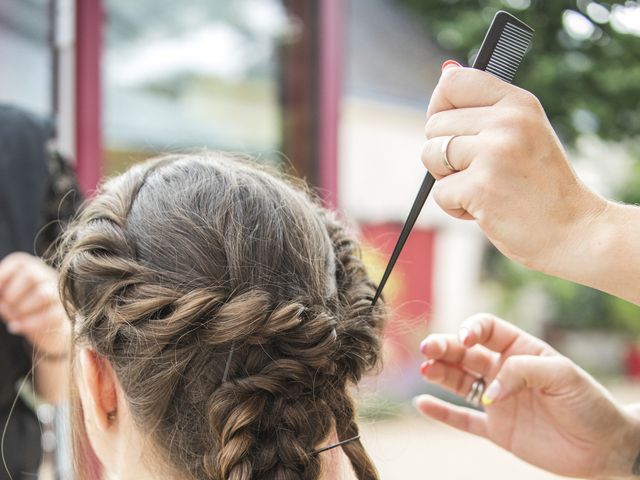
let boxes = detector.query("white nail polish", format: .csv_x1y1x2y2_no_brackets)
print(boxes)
472,323,483,340
458,327,469,344
482,380,501,406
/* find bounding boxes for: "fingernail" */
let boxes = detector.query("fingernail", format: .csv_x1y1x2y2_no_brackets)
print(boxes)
441,59,462,71
421,336,446,355
482,380,501,406
458,327,469,345
7,322,19,334
412,394,428,410
472,323,482,340
420,360,433,376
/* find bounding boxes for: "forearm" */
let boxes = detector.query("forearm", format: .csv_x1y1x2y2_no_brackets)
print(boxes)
598,410,640,480
34,355,69,404
33,320,71,405
547,201,640,306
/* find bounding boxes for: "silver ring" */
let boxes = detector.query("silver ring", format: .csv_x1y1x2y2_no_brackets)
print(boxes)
441,135,458,172
465,377,485,406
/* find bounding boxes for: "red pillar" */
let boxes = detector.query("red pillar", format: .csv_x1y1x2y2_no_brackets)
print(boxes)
318,0,344,209
74,2,104,471
75,0,103,194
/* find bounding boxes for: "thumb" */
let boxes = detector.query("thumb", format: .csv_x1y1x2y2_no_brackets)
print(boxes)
482,355,574,406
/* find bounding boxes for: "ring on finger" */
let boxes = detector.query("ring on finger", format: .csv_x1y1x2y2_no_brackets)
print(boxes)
441,135,459,172
465,377,485,407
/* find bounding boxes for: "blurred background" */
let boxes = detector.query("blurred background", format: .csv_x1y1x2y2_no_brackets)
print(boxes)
1,0,640,478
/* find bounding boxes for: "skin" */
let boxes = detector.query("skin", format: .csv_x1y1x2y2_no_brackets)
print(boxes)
421,64,640,305
0,252,70,404
416,314,640,480
416,64,640,478
76,348,346,479
76,349,175,480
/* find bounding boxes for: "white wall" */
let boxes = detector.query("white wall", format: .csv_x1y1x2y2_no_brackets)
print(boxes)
0,24,51,117
339,96,490,332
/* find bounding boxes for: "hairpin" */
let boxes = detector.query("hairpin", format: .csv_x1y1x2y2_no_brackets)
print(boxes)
311,435,361,455
222,342,235,383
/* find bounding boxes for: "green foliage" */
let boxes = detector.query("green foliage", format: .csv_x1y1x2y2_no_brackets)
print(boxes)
618,143,640,203
400,0,640,332
399,0,640,144
488,252,640,333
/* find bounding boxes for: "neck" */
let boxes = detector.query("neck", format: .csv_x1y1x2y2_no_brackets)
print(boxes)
103,434,352,480
105,457,182,480
101,429,184,480
320,446,354,480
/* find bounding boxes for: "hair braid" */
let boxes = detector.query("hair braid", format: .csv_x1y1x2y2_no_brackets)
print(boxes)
59,153,387,480
318,209,386,479
203,295,338,479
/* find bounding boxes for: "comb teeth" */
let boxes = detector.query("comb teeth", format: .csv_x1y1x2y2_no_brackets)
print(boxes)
485,22,533,83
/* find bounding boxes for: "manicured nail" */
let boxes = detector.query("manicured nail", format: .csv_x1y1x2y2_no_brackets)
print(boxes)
458,327,469,345
420,360,433,376
420,336,445,355
7,322,19,334
472,322,482,340
441,59,462,71
482,380,501,406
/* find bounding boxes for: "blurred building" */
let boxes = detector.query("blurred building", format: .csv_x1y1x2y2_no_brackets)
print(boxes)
0,0,491,397
0,0,52,116
341,0,488,395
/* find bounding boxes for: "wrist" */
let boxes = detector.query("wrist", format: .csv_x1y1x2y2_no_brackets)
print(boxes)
598,410,640,479
557,199,640,305
37,349,69,362
541,188,612,285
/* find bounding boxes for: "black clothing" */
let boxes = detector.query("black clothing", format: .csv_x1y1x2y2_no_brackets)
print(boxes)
0,106,51,410
0,400,43,480
0,105,81,479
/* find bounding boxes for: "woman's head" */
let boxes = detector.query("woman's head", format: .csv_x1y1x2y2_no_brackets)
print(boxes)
58,153,385,479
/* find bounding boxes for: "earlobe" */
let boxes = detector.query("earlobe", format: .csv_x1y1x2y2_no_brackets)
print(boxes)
78,348,119,432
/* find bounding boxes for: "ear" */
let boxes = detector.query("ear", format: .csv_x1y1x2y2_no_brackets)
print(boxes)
78,348,119,432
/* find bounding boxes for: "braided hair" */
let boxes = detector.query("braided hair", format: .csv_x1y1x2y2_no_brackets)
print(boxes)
58,153,386,479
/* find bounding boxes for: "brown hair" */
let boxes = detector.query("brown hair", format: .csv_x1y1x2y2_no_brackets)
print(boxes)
57,153,386,479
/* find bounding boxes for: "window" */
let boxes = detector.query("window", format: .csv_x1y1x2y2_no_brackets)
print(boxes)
104,0,287,172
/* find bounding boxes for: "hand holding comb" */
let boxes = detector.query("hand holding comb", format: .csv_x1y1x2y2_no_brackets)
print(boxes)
371,11,534,305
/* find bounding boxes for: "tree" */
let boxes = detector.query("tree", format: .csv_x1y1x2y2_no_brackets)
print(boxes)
400,0,640,144
400,0,640,333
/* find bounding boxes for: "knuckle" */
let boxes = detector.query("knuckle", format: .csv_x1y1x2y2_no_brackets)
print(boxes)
421,140,442,174
6,251,29,262
432,183,445,203
425,112,442,138
485,133,518,160
501,355,522,374
33,289,48,303
518,90,544,112
468,171,490,198
553,355,576,374
440,65,463,85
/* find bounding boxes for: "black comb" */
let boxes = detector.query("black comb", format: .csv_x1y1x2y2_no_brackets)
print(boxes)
371,11,533,306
